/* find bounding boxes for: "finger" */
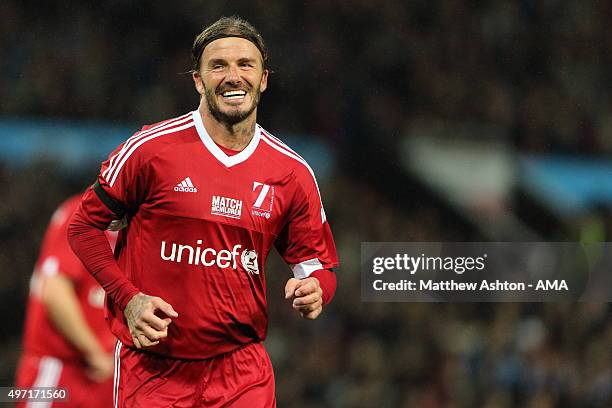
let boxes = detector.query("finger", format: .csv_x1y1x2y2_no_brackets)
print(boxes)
142,325,168,341
294,299,322,314
293,291,321,306
134,318,149,331
140,312,171,331
285,278,300,299
301,306,323,320
287,277,316,297
132,334,142,349
138,333,159,347
151,297,178,318
294,279,319,297
294,299,319,312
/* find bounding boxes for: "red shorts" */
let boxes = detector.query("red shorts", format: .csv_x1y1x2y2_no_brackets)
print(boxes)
14,353,113,408
114,341,276,408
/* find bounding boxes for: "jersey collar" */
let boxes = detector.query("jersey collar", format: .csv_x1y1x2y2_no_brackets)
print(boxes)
192,110,260,168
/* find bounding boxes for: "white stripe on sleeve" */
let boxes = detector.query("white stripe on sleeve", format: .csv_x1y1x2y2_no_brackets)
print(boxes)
108,121,194,187
259,134,327,223
102,113,192,180
291,258,323,279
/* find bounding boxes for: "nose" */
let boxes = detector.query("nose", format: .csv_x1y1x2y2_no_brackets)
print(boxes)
225,64,241,83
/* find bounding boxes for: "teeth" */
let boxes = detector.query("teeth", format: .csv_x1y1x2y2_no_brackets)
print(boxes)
222,90,246,97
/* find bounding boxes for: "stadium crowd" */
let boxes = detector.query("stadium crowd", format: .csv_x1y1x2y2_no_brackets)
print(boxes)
0,0,610,407
1,1,611,155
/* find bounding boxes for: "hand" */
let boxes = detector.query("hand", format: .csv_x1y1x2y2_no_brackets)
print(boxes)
124,293,178,349
285,277,323,320
85,351,114,382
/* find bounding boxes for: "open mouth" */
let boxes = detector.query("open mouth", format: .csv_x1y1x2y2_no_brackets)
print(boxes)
221,90,247,100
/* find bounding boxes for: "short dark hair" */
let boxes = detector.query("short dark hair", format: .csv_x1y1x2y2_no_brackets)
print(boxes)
191,16,268,71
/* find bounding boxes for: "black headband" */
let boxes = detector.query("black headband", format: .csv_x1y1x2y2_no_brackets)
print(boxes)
196,33,265,66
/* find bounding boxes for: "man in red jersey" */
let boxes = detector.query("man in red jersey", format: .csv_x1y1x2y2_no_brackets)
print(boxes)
15,194,117,407
68,16,338,407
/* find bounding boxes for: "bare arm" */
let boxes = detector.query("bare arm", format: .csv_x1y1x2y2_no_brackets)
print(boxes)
41,274,113,381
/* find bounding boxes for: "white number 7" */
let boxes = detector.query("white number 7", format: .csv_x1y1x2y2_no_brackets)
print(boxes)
253,182,271,208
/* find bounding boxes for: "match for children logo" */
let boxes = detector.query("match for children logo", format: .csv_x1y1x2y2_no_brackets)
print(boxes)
211,195,243,219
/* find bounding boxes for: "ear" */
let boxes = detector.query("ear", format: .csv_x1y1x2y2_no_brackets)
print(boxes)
260,69,269,93
192,70,205,95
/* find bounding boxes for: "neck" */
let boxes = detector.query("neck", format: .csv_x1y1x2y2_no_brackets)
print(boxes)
198,102,256,151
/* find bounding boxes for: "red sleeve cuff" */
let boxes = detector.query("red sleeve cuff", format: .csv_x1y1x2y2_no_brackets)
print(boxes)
311,269,337,305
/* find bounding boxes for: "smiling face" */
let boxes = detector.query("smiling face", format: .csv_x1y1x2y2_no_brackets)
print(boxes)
193,37,268,126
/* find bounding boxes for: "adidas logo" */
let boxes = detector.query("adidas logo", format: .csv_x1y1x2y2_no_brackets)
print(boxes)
174,177,198,193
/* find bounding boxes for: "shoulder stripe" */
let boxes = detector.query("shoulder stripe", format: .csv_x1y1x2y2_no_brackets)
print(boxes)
107,120,194,187
260,133,313,178
102,113,192,180
260,133,327,223
260,129,308,163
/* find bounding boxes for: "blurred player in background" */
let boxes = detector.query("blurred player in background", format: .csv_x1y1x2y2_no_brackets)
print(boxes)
68,15,338,407
15,194,117,407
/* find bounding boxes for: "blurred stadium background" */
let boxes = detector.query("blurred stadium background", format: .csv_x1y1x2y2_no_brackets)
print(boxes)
1,1,611,407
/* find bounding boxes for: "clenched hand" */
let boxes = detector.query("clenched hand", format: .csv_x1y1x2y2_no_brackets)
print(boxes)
285,277,323,320
124,293,178,348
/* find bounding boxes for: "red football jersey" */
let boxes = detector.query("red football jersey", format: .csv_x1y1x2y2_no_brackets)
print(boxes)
22,195,117,360
92,110,339,359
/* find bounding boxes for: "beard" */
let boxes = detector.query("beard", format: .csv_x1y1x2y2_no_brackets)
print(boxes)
204,84,261,126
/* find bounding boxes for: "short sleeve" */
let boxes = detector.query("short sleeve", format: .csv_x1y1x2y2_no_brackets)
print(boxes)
275,167,339,278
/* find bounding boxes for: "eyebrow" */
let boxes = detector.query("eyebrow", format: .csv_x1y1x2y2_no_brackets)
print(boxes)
207,57,258,66
208,58,227,66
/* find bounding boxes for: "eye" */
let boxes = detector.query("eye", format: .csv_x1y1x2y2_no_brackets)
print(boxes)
210,63,225,71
